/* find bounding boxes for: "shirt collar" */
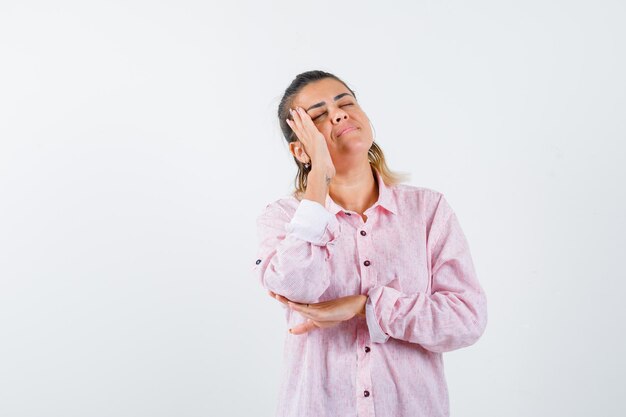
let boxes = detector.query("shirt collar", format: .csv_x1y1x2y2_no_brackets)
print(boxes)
324,166,398,216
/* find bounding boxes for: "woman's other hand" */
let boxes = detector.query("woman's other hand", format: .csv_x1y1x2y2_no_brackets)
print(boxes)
286,107,336,179
267,290,367,335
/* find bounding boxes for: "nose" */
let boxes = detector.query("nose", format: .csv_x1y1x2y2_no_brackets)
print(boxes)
331,108,348,124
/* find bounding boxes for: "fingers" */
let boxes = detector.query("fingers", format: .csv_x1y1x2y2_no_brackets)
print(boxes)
295,107,317,131
288,301,321,320
286,107,314,147
290,106,308,125
292,107,305,129
287,108,304,135
268,290,291,306
286,113,305,152
288,298,357,323
275,294,290,305
289,319,318,335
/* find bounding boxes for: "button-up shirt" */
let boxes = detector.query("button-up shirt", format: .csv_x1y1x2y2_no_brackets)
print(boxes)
253,167,488,417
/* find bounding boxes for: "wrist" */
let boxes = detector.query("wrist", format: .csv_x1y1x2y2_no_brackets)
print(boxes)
309,167,333,183
357,295,367,318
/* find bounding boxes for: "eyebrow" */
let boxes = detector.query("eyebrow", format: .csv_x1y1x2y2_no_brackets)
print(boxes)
305,92,353,112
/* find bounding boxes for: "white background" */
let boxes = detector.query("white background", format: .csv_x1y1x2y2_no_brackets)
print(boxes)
1,1,625,416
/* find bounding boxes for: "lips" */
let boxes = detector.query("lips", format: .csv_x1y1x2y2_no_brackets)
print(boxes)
336,125,358,137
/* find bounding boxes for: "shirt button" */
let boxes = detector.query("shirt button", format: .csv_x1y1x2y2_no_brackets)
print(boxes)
363,260,371,266
344,212,352,216
255,259,261,265
365,346,370,353
364,390,370,397
360,230,367,236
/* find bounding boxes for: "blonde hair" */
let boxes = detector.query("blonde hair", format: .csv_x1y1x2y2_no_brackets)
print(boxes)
292,142,410,200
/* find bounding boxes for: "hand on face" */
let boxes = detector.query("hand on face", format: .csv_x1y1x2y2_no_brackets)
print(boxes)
286,107,336,179
267,290,367,335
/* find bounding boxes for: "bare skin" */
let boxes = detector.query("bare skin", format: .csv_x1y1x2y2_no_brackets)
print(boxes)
268,290,367,335
276,77,379,335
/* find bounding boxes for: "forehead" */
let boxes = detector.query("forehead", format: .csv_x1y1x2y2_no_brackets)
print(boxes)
293,78,351,108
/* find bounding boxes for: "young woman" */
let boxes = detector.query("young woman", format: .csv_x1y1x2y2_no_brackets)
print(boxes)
253,70,488,417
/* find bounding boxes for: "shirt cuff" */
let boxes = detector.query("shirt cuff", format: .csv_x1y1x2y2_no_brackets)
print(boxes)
366,295,390,343
284,198,336,244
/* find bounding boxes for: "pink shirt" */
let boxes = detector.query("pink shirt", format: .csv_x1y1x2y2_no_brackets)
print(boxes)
253,167,487,417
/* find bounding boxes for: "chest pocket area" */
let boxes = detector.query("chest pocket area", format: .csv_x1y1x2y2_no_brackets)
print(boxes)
372,238,428,294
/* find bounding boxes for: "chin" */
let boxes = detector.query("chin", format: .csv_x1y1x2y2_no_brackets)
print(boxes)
341,137,371,152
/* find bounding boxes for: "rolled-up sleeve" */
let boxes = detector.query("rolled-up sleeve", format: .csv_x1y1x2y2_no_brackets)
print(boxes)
365,195,487,352
253,199,341,304
365,296,390,343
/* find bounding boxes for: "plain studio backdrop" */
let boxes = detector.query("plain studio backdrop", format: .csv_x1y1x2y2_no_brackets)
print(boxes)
1,1,624,416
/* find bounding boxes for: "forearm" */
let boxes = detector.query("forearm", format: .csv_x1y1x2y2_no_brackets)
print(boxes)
255,197,341,304
260,241,332,303
367,285,487,351
303,168,331,207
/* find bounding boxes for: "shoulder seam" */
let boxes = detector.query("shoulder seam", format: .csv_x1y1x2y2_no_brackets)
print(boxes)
262,198,294,220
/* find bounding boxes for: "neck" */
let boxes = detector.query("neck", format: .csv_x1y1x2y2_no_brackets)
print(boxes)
328,164,379,215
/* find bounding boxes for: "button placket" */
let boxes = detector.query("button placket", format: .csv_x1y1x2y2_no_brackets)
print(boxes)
355,225,375,417
356,321,375,417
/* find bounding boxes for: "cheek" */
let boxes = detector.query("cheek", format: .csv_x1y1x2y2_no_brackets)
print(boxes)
317,126,333,141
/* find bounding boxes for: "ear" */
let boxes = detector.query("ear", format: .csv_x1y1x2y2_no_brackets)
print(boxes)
289,142,310,164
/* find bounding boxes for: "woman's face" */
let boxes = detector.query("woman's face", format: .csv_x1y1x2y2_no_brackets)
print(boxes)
290,78,374,167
